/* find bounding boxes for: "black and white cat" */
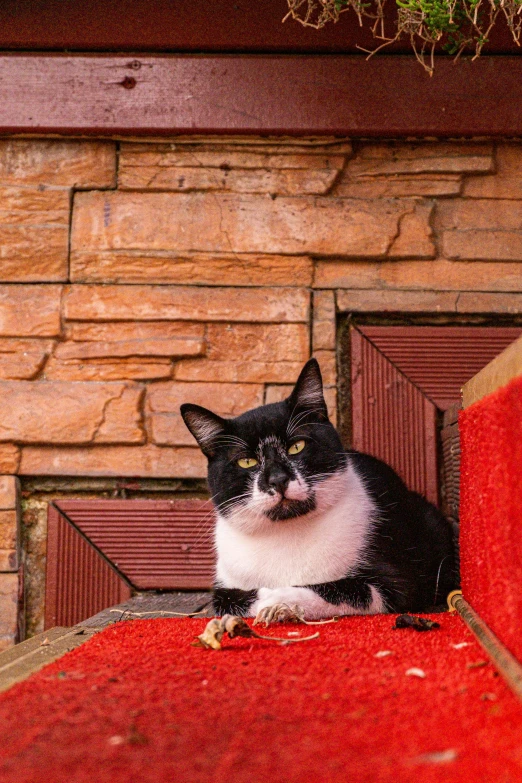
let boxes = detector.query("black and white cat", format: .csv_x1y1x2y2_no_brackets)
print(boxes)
181,359,457,623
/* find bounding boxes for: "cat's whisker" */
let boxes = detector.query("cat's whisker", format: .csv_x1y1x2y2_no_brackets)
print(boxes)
217,493,252,512
286,402,324,431
286,406,325,439
187,492,253,549
213,435,250,450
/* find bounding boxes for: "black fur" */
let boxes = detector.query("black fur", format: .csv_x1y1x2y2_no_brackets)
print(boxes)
213,586,258,616
347,451,457,611
305,576,373,608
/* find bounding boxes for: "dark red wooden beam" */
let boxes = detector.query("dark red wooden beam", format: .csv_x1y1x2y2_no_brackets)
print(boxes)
0,0,518,54
1,54,521,137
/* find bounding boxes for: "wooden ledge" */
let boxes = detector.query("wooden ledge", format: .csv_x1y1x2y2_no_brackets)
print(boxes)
1,54,522,136
0,592,212,694
462,335,522,408
0,626,100,694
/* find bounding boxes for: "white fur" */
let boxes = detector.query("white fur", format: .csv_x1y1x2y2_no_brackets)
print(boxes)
284,475,309,501
250,471,308,511
189,417,223,448
251,585,385,620
215,460,376,590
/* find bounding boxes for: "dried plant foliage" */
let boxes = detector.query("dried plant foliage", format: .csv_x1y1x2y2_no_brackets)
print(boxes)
284,0,522,72
193,614,320,650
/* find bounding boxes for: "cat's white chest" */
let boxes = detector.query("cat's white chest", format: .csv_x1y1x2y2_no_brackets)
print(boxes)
214,466,375,589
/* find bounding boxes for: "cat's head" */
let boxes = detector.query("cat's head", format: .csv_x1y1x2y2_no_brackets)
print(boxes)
180,359,346,533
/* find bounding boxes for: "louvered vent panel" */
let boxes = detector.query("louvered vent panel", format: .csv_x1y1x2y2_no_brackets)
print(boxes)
441,420,461,567
359,326,522,409
45,505,131,629
55,499,215,590
351,329,438,503
441,423,461,524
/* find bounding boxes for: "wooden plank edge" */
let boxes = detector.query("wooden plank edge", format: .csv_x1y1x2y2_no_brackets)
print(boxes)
0,626,102,694
0,55,522,137
0,592,214,692
80,591,213,627
462,334,522,408
448,591,522,704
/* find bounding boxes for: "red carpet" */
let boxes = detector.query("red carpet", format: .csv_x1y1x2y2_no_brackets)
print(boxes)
460,375,522,662
1,614,521,783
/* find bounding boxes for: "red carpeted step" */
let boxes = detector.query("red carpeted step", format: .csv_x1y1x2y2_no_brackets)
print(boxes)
0,614,521,783
460,374,522,662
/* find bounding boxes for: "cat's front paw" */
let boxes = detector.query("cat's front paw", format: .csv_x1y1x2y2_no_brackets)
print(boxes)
253,602,305,626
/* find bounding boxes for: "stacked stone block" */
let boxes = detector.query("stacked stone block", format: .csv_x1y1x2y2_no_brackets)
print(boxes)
0,477,20,649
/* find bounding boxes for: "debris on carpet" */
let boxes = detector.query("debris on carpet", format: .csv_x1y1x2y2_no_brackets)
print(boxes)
393,614,441,632
412,748,458,765
193,614,319,650
405,667,427,678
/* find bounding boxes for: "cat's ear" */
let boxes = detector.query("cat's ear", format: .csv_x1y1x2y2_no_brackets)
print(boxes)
288,359,328,417
180,404,227,457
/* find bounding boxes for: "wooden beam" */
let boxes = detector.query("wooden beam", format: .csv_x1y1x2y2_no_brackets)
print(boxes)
1,54,522,136
0,0,517,54
462,335,522,408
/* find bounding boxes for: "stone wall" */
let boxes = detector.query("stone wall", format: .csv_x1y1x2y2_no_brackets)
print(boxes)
1,136,522,643
0,476,20,650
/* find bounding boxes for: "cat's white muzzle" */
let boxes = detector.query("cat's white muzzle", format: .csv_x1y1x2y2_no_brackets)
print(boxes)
253,473,309,510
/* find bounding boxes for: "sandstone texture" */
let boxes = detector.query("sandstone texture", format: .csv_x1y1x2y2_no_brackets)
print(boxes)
0,381,144,444
0,511,17,548
463,145,522,199
336,289,459,313
20,445,206,478
0,476,19,510
0,445,20,475
0,339,54,380
148,381,264,446
63,285,309,323
72,191,433,258
0,286,61,337
438,199,522,261
0,573,18,650
71,252,314,286
0,140,116,187
0,141,116,283
314,259,522,292
174,323,309,384
313,291,336,352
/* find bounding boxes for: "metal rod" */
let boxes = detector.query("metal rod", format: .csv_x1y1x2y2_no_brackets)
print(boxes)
448,590,522,703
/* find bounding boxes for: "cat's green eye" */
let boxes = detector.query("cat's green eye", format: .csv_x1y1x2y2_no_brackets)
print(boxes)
237,457,258,469
288,440,306,455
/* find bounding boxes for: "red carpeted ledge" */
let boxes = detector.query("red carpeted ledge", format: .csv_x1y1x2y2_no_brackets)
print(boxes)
459,374,522,663
0,615,521,783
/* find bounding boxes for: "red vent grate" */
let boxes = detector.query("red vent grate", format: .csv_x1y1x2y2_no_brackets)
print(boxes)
45,505,131,629
351,328,438,503
51,499,215,592
358,326,522,409
349,325,522,505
